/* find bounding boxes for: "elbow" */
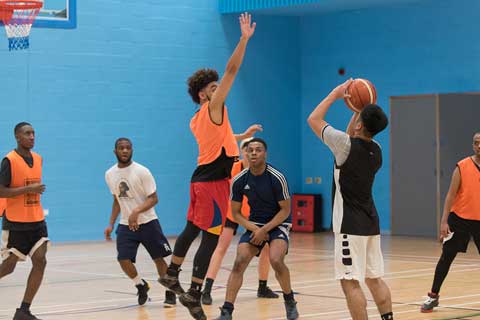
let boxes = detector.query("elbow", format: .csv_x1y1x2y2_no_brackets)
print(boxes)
307,115,316,127
225,63,238,76
307,117,317,131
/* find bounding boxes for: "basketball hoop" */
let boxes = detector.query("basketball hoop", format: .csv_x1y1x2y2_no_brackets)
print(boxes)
0,0,42,50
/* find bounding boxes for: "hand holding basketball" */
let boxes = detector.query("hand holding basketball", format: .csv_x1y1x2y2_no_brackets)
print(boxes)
330,78,353,100
344,78,377,113
239,12,256,39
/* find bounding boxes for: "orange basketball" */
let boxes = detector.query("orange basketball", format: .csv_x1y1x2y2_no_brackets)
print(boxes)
344,78,377,112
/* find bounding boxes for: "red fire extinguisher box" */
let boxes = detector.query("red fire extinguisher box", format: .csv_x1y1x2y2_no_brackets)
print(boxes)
291,194,324,232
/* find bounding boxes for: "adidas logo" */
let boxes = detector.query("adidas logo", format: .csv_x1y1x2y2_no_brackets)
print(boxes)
244,184,250,190
278,234,284,238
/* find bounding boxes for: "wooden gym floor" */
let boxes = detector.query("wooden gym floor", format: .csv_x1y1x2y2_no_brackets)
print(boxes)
1,232,480,320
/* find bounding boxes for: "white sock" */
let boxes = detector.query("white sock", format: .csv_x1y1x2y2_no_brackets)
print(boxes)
132,275,143,286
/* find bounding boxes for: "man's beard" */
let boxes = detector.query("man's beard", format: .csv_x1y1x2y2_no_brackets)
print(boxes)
116,154,132,164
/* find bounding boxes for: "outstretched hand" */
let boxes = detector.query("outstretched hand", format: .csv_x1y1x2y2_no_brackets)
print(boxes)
330,78,353,100
239,12,256,39
243,124,263,138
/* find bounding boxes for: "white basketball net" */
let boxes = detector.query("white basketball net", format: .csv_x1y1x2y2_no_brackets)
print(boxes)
0,1,42,50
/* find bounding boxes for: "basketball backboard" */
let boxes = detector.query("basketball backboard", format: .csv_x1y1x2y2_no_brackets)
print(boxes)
34,0,76,28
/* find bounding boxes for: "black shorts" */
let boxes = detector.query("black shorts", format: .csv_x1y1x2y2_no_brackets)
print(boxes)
224,218,239,235
1,222,49,261
116,219,172,263
443,212,480,254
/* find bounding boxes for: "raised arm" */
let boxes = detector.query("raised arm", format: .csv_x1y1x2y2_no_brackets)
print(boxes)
346,113,360,136
209,13,256,123
307,79,353,139
234,124,263,141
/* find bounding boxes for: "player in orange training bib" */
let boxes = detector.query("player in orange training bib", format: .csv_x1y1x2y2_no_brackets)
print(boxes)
0,122,48,320
159,12,261,320
421,132,480,313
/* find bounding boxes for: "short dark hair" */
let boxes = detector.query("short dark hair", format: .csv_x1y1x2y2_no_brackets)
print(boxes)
14,122,32,135
187,68,219,104
360,104,388,137
115,137,132,149
245,137,268,150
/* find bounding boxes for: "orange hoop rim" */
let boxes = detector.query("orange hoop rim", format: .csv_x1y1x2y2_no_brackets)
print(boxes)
0,0,43,10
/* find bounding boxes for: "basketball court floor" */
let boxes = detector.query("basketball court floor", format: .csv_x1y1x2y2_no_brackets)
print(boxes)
1,232,480,320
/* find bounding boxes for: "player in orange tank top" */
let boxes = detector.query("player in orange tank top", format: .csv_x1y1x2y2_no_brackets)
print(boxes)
421,132,480,313
201,138,278,305
159,13,261,320
0,122,48,320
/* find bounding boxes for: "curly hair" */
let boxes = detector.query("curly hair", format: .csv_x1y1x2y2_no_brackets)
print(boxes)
187,68,219,104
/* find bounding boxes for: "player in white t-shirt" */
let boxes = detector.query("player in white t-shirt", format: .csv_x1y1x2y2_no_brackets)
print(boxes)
104,138,177,307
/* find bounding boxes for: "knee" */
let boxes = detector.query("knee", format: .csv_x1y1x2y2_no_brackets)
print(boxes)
365,277,380,288
2,259,17,275
269,257,285,272
340,279,361,296
232,256,249,274
440,249,457,263
32,256,47,270
215,242,229,255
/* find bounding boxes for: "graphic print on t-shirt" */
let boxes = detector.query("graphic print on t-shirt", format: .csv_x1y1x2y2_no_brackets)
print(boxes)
118,180,132,199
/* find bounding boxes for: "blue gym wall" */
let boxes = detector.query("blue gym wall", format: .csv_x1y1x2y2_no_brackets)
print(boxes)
0,1,300,241
1,0,479,240
300,0,480,231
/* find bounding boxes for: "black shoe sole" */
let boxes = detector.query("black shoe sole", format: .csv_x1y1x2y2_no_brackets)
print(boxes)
179,295,206,320
159,278,185,295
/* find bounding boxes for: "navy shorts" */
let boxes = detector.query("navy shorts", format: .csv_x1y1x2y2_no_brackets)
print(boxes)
443,212,480,254
116,219,172,263
239,223,291,256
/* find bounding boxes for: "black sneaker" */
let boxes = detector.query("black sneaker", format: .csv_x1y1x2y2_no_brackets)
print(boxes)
136,279,150,305
421,292,439,313
257,286,279,299
284,300,299,320
159,273,185,295
179,289,207,320
201,291,213,305
164,290,176,308
213,307,233,320
13,309,42,320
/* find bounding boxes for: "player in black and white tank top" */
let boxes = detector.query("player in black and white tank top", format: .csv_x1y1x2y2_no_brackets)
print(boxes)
308,79,393,320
